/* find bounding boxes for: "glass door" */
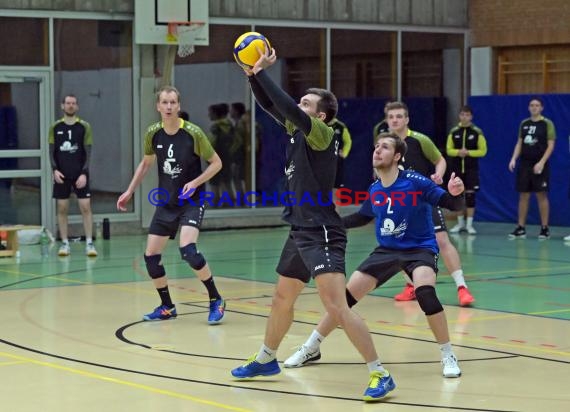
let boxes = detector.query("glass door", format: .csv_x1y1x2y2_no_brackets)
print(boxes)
0,69,53,231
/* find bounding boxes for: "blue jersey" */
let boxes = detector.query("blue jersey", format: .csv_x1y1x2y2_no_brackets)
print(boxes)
359,170,444,253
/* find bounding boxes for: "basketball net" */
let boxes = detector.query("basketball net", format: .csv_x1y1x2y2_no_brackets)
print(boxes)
167,22,203,58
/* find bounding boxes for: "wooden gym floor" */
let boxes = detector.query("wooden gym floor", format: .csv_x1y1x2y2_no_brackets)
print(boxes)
0,222,569,411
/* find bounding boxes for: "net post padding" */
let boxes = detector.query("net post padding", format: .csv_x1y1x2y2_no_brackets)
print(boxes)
167,21,204,58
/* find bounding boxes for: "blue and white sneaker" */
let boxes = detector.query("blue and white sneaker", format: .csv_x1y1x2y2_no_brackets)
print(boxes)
363,370,396,402
208,298,226,324
231,353,281,379
142,304,177,321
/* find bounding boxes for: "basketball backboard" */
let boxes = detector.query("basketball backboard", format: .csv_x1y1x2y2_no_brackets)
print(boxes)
134,0,209,46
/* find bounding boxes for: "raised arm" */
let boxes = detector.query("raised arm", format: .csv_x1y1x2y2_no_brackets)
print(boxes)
248,74,285,125
253,70,312,134
250,48,312,134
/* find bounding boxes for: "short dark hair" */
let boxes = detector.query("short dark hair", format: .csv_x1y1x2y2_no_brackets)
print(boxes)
376,132,407,158
231,102,246,117
529,96,544,106
62,94,77,104
385,101,409,117
459,105,473,114
305,88,338,123
209,103,229,118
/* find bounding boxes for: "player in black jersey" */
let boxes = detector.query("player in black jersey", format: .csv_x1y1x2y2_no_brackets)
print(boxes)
446,105,488,235
49,94,97,258
117,86,226,324
328,116,353,189
385,102,475,306
508,97,556,239
230,48,392,403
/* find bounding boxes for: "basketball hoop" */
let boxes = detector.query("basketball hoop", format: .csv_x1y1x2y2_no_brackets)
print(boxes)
167,21,205,58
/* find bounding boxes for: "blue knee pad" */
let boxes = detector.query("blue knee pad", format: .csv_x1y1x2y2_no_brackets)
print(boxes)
415,285,443,315
144,254,165,279
465,192,476,208
180,243,206,270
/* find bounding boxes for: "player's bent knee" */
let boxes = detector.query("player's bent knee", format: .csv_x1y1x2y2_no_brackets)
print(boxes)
415,285,443,315
144,254,165,279
346,289,358,308
465,192,476,208
179,243,206,270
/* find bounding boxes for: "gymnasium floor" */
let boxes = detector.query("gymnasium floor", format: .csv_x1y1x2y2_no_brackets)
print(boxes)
0,222,569,411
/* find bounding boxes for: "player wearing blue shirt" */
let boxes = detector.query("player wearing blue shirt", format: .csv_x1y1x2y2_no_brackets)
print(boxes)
285,132,464,379
358,170,441,253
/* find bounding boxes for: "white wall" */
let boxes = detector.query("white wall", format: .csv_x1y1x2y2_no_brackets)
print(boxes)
471,47,493,96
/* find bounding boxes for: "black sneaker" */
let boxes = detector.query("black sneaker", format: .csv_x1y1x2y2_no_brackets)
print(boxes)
538,226,550,240
508,226,526,239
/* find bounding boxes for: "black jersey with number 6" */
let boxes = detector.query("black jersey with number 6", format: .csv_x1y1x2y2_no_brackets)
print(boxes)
144,119,215,206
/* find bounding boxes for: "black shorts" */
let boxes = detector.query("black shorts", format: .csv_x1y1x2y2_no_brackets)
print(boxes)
276,225,347,283
454,170,480,191
148,203,206,239
431,206,447,233
53,179,91,199
516,162,549,192
356,247,439,288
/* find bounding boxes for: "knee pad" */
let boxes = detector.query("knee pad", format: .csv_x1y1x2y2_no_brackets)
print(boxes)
465,192,476,208
180,243,206,270
415,285,443,316
144,254,165,279
346,289,358,308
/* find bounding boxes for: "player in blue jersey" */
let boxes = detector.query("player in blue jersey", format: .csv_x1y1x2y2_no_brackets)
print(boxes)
285,132,463,378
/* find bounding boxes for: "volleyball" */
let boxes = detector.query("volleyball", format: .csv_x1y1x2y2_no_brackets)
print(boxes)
233,32,271,68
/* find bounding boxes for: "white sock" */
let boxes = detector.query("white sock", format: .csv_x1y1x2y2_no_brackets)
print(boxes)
466,217,474,227
305,329,324,351
440,342,453,356
256,344,277,363
457,216,465,226
366,359,387,374
86,237,93,244
403,272,413,285
450,269,466,288
61,239,69,245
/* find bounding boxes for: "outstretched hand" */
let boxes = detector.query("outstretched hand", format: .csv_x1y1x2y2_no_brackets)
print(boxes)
252,47,277,74
447,172,464,196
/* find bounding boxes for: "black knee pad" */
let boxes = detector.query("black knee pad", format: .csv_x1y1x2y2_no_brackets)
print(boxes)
180,243,206,270
144,254,165,279
346,289,358,308
415,285,443,316
465,192,476,208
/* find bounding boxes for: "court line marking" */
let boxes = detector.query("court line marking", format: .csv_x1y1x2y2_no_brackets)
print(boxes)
0,342,516,412
214,298,570,359
0,351,252,412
